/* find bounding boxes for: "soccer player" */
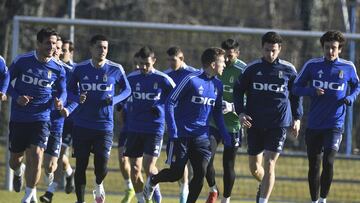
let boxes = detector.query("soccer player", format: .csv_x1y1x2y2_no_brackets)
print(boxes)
123,46,175,203
205,39,246,203
293,30,360,203
39,37,74,203
143,47,232,203
233,31,303,203
67,34,131,203
117,52,140,203
0,55,9,102
163,46,198,203
7,28,66,203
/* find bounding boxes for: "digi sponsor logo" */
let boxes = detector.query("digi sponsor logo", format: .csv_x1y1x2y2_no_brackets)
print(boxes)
132,91,160,101
191,96,215,106
21,74,54,88
253,82,286,92
312,80,345,91
81,83,113,91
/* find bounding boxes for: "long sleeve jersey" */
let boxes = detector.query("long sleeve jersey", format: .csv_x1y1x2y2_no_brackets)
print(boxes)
126,69,175,135
163,63,198,84
293,57,360,129
50,60,74,133
166,71,231,145
0,55,9,94
7,51,67,122
210,59,246,133
233,58,303,128
68,59,131,132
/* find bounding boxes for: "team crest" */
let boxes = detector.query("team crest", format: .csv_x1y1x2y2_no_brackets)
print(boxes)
135,83,141,91
278,71,283,79
96,75,99,80
103,74,108,82
339,70,344,79
198,85,204,95
47,70,52,79
229,76,234,83
153,82,158,89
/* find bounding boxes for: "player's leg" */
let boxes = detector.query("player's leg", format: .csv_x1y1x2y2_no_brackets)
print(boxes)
205,127,221,203
319,128,342,203
179,164,189,203
187,136,212,203
72,126,92,203
61,119,75,194
118,131,135,203
306,129,323,202
222,130,241,203
92,130,113,203
142,133,163,203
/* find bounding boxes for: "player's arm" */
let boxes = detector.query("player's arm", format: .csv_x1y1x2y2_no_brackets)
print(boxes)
165,78,189,139
292,63,319,96
112,66,132,105
66,67,81,110
0,59,9,95
213,84,231,147
289,71,303,138
54,67,67,109
343,64,360,106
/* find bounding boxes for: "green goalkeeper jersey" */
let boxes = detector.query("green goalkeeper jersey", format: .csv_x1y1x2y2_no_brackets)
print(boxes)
210,59,246,133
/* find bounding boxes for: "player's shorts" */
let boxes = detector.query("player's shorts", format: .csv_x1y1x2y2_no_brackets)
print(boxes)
305,128,343,153
123,131,163,158
72,126,113,159
209,126,242,148
62,119,73,147
165,136,211,167
247,127,287,156
45,132,62,157
9,121,50,153
118,130,128,148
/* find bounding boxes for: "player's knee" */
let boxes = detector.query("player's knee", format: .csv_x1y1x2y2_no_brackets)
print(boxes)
9,158,21,170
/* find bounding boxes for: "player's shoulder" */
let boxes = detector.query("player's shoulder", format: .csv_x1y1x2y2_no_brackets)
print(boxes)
163,68,172,74
303,57,324,67
106,60,124,70
338,58,356,68
53,59,73,71
177,70,203,87
0,55,5,64
242,58,262,73
154,69,176,86
233,59,247,70
278,59,297,73
13,51,35,63
127,70,141,78
75,59,91,68
183,64,198,73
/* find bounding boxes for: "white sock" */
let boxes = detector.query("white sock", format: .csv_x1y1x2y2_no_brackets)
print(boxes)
259,198,268,203
180,183,189,194
95,182,104,196
312,201,319,203
31,188,37,202
65,166,73,177
14,163,25,176
44,172,54,186
319,197,326,203
136,192,145,203
210,185,218,192
221,197,230,203
47,182,58,193
125,179,133,190
21,187,35,203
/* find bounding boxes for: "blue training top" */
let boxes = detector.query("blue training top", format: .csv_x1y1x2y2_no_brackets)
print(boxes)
7,51,67,122
0,55,9,94
293,57,360,129
233,58,303,128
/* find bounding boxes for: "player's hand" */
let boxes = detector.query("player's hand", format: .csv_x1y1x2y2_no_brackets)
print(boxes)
291,119,301,138
60,108,70,118
0,92,7,101
104,94,113,105
54,97,63,110
222,101,234,114
79,91,87,104
315,88,325,96
17,95,33,106
239,113,252,128
151,106,160,117
343,98,351,106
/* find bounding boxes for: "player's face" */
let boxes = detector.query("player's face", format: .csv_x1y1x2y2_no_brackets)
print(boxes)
139,57,156,74
37,35,58,58
323,41,341,61
167,54,184,70
61,43,73,63
90,40,108,62
262,42,281,63
53,40,63,60
214,55,226,76
225,48,239,66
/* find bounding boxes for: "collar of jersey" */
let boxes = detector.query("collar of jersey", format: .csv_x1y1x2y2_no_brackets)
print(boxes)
34,50,52,63
90,59,107,68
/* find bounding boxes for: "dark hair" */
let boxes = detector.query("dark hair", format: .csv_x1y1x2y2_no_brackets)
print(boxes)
221,39,239,50
201,47,225,67
166,46,183,56
134,51,140,58
261,31,282,46
37,27,58,43
63,39,74,52
138,46,155,59
89,34,108,45
320,30,346,48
